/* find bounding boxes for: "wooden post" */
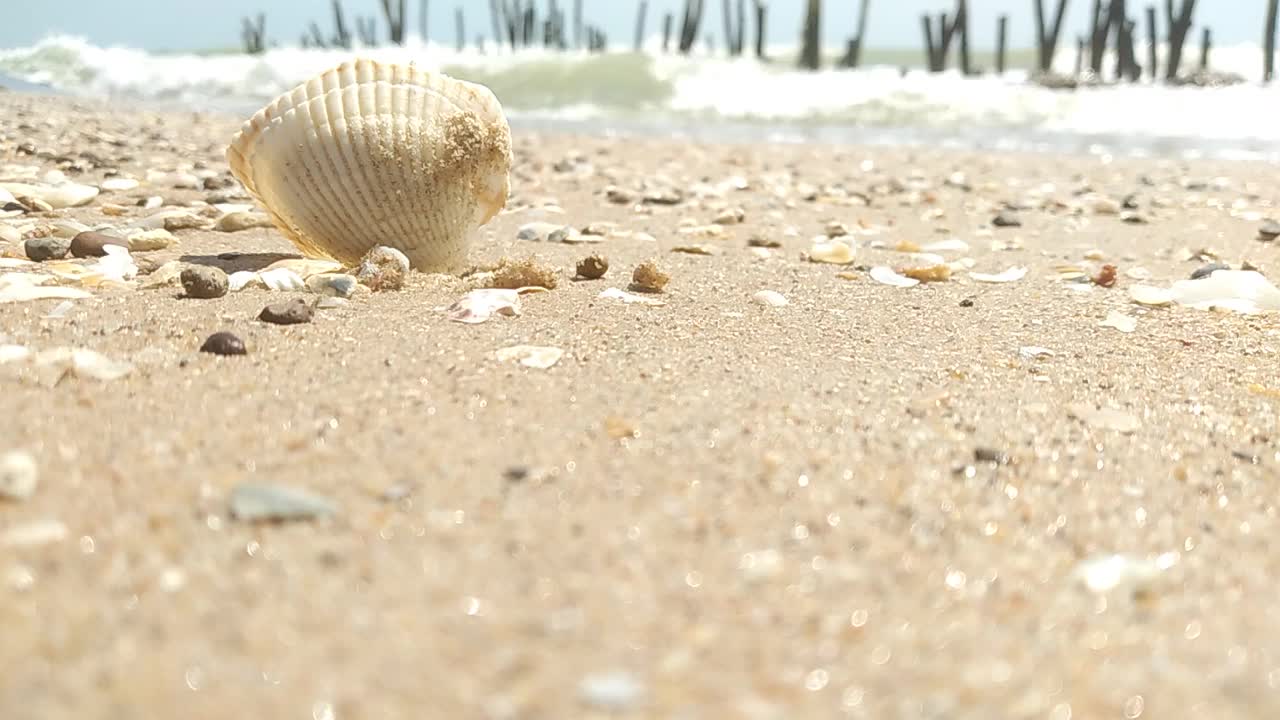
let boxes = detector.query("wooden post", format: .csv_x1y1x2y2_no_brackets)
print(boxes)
455,6,464,49
679,0,705,54
380,0,406,44
994,14,1008,74
1075,35,1086,76
332,1,352,47
662,13,673,52
956,0,971,75
722,0,735,55
1034,0,1069,73
1088,0,1107,74
799,0,821,70
636,1,648,51
309,21,328,47
1107,0,1127,80
1146,4,1158,80
1266,0,1279,83
241,13,266,54
573,0,583,48
1199,26,1211,70
753,0,767,59
842,0,871,68
419,0,428,41
735,0,746,55
1164,0,1197,81
922,14,939,71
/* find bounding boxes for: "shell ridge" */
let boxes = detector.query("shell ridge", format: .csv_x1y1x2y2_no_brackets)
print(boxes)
291,99,362,251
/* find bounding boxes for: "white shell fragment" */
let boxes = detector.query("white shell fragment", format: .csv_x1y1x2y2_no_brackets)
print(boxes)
1019,346,1055,359
34,347,135,382
1100,310,1137,333
969,266,1028,283
494,344,564,368
226,58,513,271
598,287,666,305
445,288,522,323
0,450,38,501
752,290,788,307
921,238,970,253
869,266,919,288
1128,284,1174,306
1168,270,1280,314
808,239,855,265
99,177,140,192
0,181,99,209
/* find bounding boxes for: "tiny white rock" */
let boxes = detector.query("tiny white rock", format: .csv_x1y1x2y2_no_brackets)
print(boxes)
99,177,140,192
445,289,522,324
0,450,38,500
752,290,788,307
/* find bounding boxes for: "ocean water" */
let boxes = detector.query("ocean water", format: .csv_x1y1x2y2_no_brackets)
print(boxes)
1,34,1278,161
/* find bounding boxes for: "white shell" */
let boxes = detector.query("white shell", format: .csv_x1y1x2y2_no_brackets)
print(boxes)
226,58,512,271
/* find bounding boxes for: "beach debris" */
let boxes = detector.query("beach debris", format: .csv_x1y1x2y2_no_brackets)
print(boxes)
631,260,670,293
494,344,563,369
226,59,511,271
1189,262,1230,280
138,196,163,209
642,187,683,205
970,266,1028,283
1164,270,1280,314
69,231,127,258
200,332,247,356
1019,346,1055,360
599,287,666,306
99,177,139,192
354,246,409,291
1259,220,1279,242
0,450,38,501
752,290,788,307
491,257,558,290
808,239,855,265
605,186,635,204
181,266,229,299
1074,553,1175,594
899,264,952,283
0,276,93,304
1100,310,1138,333
259,298,314,325
1068,403,1142,434
992,211,1021,228
24,236,70,261
14,347,136,382
676,224,727,239
921,238,970,254
0,181,98,209
747,234,781,248
870,266,919,288
446,288,522,323
125,228,177,251
215,211,273,232
575,254,609,280
306,273,360,298
1092,264,1117,287
228,267,306,292
516,222,565,242
229,482,337,522
712,207,745,225
578,671,646,712
672,244,719,256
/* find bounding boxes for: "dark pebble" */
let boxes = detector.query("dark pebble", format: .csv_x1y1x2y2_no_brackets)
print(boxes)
1190,263,1230,280
974,447,1010,465
258,298,314,325
1122,193,1140,209
1259,221,1280,242
202,176,235,190
575,254,609,280
69,231,127,258
24,235,71,261
180,266,229,299
959,297,975,307
200,332,246,356
992,211,1021,228
503,466,530,483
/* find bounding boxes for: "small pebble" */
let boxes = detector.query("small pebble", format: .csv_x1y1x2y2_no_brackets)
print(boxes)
69,231,127,258
229,482,337,522
199,332,247,356
974,447,1009,465
258,298,314,325
576,254,609,279
1259,220,1280,242
355,246,409,291
992,211,1021,228
0,450,38,501
630,260,669,293
752,290,788,307
1190,262,1230,280
180,266,229,299
578,671,646,711
23,235,71,261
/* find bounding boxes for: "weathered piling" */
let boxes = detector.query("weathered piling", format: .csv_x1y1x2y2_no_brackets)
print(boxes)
922,8,960,73
456,6,465,50
1088,0,1108,74
356,15,378,45
753,0,767,59
308,21,329,48
574,0,584,48
955,0,971,75
678,0,705,54
1034,0,1069,73
662,13,674,51
799,0,821,70
380,0,407,44
636,1,649,51
420,0,428,41
996,14,1008,74
241,14,266,54
839,0,872,69
1146,4,1158,80
1074,35,1086,76
1164,0,1197,81
1120,17,1141,80
1199,26,1211,70
489,0,504,49
1265,0,1278,82
722,0,747,57
522,3,536,46
333,1,353,48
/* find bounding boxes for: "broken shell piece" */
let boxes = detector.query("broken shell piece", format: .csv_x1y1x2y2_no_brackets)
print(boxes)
869,266,919,288
263,258,344,278
969,266,1028,283
1068,403,1142,433
306,273,360,298
0,182,99,209
445,288,522,323
1100,310,1137,333
0,282,93,304
599,287,666,305
215,211,273,232
99,177,139,192
33,347,134,382
494,344,563,369
226,58,512,271
808,239,855,265
1128,285,1174,306
1019,346,1055,359
516,222,564,242
899,264,952,283
712,207,745,225
1168,270,1280,314
752,290,788,307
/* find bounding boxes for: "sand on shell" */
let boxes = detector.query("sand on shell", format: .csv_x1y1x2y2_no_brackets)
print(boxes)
2,92,1280,720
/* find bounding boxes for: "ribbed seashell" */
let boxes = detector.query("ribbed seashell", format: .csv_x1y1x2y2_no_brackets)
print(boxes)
226,58,512,271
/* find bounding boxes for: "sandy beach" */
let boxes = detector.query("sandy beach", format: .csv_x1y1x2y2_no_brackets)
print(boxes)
2,89,1279,719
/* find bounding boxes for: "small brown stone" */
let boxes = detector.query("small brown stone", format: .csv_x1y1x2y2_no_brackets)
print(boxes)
630,260,670,293
575,254,609,280
258,298,314,325
180,266,229,299
199,332,246,356
69,231,127,258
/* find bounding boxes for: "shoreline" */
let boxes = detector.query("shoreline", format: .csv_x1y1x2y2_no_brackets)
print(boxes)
2,91,1280,719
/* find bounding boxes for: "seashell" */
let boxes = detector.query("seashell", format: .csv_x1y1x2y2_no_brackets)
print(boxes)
869,266,919,288
0,182,99,209
226,58,513,272
969,266,1028,283
808,239,855,265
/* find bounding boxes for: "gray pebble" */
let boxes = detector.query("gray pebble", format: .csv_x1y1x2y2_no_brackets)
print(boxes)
181,265,229,299
992,211,1022,228
24,235,72,261
199,331,246,356
1190,262,1230,280
229,483,337,522
1260,220,1280,242
0,450,38,501
258,298,314,325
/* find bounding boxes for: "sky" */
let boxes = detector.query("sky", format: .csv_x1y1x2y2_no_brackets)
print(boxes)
0,1,1270,52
